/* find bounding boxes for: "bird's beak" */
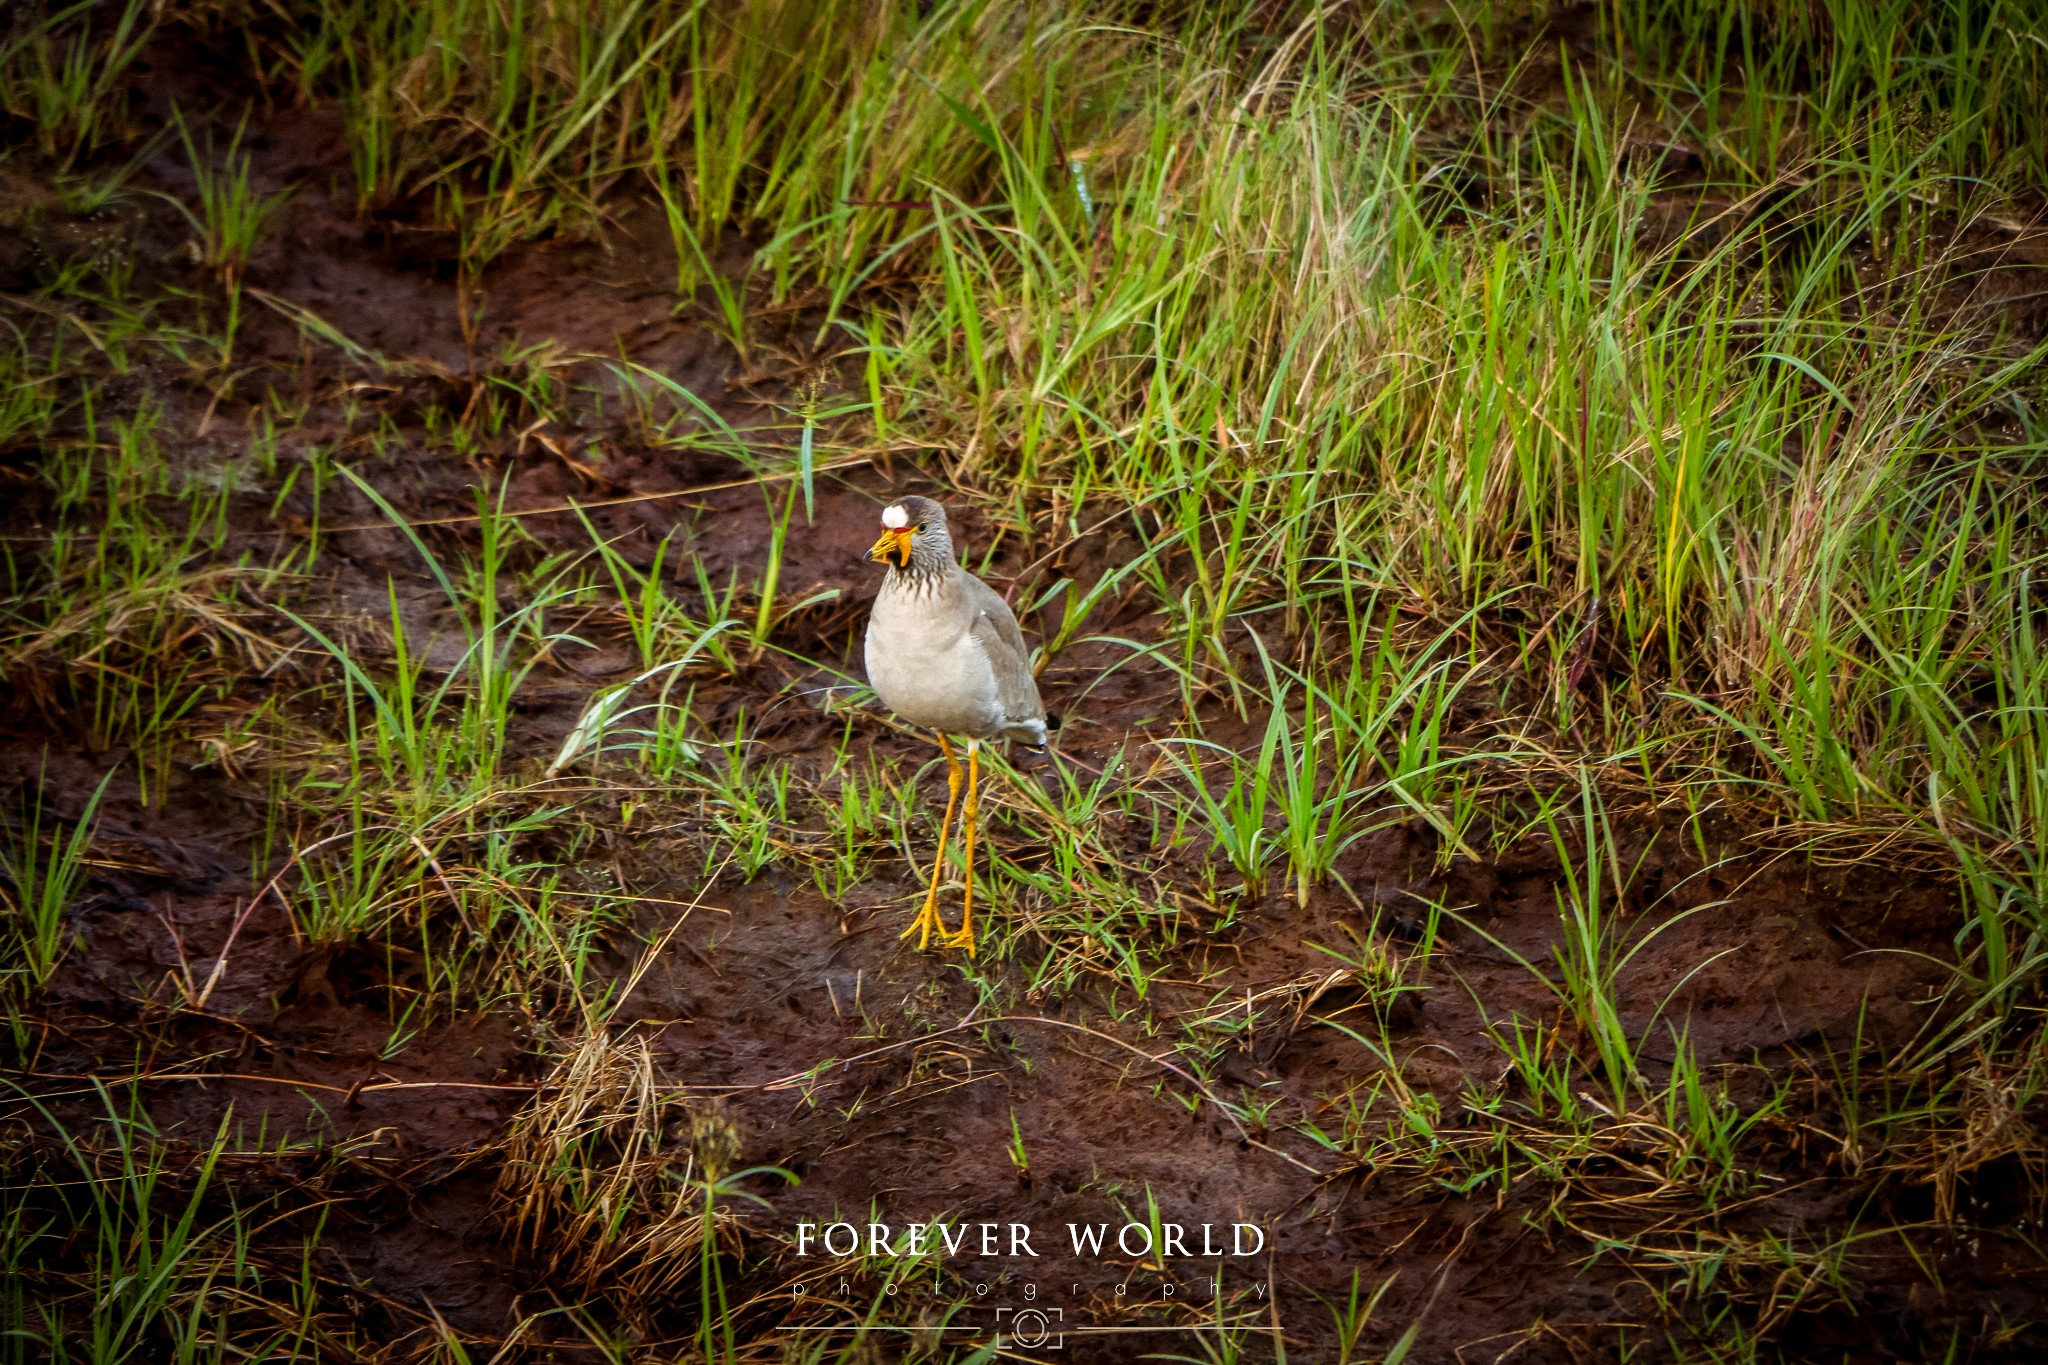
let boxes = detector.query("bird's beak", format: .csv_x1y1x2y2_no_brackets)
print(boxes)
866,527,913,569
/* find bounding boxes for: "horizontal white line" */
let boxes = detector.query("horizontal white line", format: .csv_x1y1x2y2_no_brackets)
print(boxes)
773,1324,1279,1335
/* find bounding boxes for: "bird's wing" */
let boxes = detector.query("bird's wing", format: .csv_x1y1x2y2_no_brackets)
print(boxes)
963,574,1046,725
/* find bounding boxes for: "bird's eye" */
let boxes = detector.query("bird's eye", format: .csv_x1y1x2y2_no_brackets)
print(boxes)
913,522,927,533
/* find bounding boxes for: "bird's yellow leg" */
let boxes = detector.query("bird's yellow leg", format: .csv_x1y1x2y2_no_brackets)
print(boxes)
945,740,981,957
904,734,962,950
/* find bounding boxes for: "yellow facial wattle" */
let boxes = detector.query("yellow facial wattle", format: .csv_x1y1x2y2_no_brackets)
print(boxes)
866,527,913,568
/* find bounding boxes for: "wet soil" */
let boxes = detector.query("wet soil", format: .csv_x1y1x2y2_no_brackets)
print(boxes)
11,671,2035,1363
6,46,2048,1365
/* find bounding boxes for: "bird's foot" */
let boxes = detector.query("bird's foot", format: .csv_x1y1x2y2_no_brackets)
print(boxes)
901,899,947,951
938,928,977,958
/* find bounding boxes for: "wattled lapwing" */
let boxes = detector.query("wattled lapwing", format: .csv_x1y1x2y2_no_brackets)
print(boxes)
864,496,1047,955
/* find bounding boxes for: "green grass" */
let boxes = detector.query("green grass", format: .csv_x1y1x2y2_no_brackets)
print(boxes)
0,767,112,990
1,1081,335,1365
4,0,2048,1359
156,107,291,367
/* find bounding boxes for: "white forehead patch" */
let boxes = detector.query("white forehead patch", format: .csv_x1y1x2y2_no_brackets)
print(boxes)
881,504,909,529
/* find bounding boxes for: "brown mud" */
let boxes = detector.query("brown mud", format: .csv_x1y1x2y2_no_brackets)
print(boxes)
6,42,2048,1365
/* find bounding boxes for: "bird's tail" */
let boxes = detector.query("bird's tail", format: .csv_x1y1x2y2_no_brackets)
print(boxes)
1011,714,1057,752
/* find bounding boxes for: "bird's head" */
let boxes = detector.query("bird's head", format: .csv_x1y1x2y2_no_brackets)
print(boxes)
865,496,950,572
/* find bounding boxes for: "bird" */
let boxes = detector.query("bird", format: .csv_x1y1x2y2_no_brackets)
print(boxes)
863,495,1048,956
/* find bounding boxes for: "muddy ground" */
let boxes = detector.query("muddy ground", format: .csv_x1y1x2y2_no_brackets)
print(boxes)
5,42,2048,1365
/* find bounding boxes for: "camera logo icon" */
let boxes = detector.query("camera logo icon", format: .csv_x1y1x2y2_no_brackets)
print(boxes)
993,1306,1063,1349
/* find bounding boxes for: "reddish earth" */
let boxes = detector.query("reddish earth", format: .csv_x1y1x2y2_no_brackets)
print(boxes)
11,670,2031,1362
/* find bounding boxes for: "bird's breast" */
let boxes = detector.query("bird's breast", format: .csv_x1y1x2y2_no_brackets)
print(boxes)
865,580,1001,735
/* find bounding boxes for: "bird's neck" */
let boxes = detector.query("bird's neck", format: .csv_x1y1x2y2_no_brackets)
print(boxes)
887,555,954,595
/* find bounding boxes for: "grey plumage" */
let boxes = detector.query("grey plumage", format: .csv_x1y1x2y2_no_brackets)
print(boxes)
863,496,1047,746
